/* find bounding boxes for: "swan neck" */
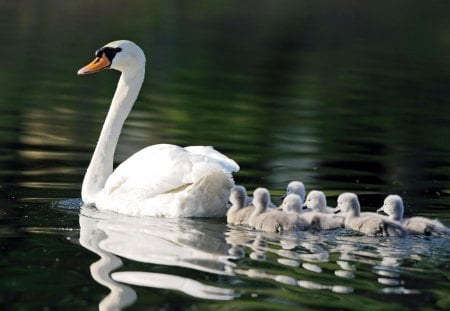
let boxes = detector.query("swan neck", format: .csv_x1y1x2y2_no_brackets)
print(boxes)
82,68,145,203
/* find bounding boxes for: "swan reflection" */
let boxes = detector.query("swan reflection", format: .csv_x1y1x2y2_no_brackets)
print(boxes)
79,206,236,310
78,204,446,310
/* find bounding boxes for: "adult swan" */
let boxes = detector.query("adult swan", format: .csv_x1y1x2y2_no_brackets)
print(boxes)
77,40,239,217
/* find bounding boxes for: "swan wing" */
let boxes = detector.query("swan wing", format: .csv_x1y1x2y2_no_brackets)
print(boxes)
103,144,238,199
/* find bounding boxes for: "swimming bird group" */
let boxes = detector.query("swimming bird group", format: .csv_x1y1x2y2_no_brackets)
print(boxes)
77,40,449,235
227,182,449,237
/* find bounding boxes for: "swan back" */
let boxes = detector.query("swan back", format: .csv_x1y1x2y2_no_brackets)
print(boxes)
403,217,449,236
310,213,345,230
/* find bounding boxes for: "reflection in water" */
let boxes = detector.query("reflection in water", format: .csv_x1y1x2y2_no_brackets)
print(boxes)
225,226,449,302
78,205,450,309
79,206,236,310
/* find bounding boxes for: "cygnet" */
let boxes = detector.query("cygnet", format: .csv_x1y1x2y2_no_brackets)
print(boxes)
227,185,250,225
280,194,343,230
377,195,449,236
303,190,337,214
249,188,309,233
282,181,306,202
335,193,407,237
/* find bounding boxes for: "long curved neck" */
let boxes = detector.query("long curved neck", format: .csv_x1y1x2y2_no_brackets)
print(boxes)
82,69,145,203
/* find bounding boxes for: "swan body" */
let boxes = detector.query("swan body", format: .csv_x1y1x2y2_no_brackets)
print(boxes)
249,188,309,233
378,195,449,236
336,193,407,237
78,40,239,217
280,194,343,230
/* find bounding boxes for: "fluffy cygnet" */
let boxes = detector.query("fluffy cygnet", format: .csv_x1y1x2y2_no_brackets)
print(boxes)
227,185,250,225
335,193,407,237
303,190,337,214
377,195,449,236
282,181,306,202
249,188,309,233
280,194,343,230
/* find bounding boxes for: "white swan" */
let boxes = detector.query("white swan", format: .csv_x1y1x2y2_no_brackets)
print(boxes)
249,188,309,233
282,181,306,202
280,194,343,230
377,195,449,236
335,193,407,237
78,40,239,217
303,190,337,214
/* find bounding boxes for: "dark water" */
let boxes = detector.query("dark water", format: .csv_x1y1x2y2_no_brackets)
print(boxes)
1,1,450,310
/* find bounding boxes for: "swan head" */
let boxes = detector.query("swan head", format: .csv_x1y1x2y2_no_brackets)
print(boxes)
378,194,404,221
252,187,270,214
280,194,303,213
283,181,306,201
336,192,360,216
78,40,146,75
304,190,327,212
229,185,247,209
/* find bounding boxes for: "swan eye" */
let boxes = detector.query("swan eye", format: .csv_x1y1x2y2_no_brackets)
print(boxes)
95,47,123,62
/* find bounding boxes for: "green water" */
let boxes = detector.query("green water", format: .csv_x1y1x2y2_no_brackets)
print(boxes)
1,1,449,310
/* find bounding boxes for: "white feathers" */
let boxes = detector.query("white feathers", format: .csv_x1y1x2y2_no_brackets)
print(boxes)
80,41,238,217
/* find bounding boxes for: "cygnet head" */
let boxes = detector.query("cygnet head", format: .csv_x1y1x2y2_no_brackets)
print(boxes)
336,193,361,216
280,194,303,213
284,181,306,201
252,187,270,214
78,40,146,75
304,190,327,212
229,185,247,210
378,194,404,222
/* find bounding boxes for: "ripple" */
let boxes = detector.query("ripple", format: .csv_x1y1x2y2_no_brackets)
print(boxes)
277,258,300,267
302,263,322,273
112,272,235,300
334,270,355,279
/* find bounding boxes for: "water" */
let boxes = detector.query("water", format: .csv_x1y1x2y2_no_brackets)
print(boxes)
1,1,450,310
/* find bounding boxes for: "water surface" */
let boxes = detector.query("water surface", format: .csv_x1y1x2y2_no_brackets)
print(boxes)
1,1,450,310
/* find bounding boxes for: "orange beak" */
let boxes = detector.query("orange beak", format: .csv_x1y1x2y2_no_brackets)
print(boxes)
77,54,111,75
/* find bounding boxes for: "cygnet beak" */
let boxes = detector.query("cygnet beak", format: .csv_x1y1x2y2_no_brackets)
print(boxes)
376,207,387,215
